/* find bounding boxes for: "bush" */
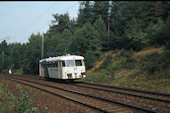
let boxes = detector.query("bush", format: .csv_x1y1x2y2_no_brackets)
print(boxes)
0,85,37,113
85,50,97,69
165,40,170,49
139,50,170,76
140,52,161,75
161,50,170,69
98,54,112,69
83,70,114,84
115,49,134,58
114,49,136,69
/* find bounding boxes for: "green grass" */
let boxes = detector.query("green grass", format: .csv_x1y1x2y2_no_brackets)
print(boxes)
0,85,37,113
13,68,24,75
81,47,170,93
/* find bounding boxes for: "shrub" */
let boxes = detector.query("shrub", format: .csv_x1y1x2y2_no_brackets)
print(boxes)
161,50,170,69
139,50,170,76
85,50,97,69
114,49,136,69
140,52,161,75
0,85,37,113
165,40,170,49
98,54,112,69
83,70,114,84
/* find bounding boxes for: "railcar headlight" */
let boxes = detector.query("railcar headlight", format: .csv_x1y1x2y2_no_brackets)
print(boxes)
67,73,72,78
81,72,86,75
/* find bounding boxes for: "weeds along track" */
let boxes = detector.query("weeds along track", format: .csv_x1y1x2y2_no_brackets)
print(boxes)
2,75,159,113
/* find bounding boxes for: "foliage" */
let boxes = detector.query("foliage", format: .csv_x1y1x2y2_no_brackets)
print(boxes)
77,1,94,27
92,1,110,25
0,1,169,75
94,16,109,51
50,13,70,33
69,22,102,69
0,85,36,113
98,54,112,69
83,70,114,84
139,50,170,76
83,47,170,93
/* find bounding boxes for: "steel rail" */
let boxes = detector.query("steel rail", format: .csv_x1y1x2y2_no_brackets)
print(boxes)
80,82,170,97
74,83,170,103
9,74,170,97
6,76,159,113
4,77,111,113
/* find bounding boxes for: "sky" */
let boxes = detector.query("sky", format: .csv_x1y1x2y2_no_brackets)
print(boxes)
0,1,80,44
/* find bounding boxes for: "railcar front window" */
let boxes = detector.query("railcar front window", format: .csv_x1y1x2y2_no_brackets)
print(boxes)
66,60,74,67
75,60,82,66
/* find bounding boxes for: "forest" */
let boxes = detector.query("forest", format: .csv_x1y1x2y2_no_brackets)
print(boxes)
0,1,170,75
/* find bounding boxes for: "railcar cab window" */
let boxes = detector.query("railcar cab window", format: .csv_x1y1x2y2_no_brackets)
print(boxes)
66,60,74,67
62,61,65,67
75,60,82,66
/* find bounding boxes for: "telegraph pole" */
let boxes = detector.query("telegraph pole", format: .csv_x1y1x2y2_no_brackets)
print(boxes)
41,36,44,59
108,17,110,36
108,1,111,37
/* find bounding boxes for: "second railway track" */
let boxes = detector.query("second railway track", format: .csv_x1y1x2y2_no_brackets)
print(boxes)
25,74,170,104
13,74,170,104
2,75,160,113
73,82,170,103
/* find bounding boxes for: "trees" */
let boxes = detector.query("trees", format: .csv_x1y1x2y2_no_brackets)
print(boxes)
1,1,169,74
109,1,170,50
22,33,42,74
69,22,102,68
47,13,70,36
92,1,110,25
77,1,94,27
94,16,109,51
0,40,7,73
146,13,170,46
58,29,72,53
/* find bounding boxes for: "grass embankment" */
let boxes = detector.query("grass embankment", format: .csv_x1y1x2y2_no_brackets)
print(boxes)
0,85,37,113
82,46,170,93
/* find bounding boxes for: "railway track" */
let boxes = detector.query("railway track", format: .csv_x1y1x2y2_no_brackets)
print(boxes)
74,82,170,104
2,74,170,112
9,74,170,102
3,75,159,113
33,75,170,104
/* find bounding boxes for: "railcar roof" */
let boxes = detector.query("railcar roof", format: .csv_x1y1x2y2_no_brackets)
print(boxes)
39,55,84,63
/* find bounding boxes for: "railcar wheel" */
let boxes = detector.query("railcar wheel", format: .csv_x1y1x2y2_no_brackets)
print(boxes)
65,79,74,84
44,77,50,81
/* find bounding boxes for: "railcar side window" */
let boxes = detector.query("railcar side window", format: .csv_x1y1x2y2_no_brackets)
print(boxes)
62,61,65,67
75,60,82,66
55,61,58,67
66,60,74,67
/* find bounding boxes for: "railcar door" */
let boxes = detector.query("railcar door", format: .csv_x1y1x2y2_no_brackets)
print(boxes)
58,61,62,79
44,64,49,78
55,61,59,78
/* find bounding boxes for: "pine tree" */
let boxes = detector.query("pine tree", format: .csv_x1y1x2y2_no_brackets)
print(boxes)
94,16,109,51
92,1,110,25
77,1,93,27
